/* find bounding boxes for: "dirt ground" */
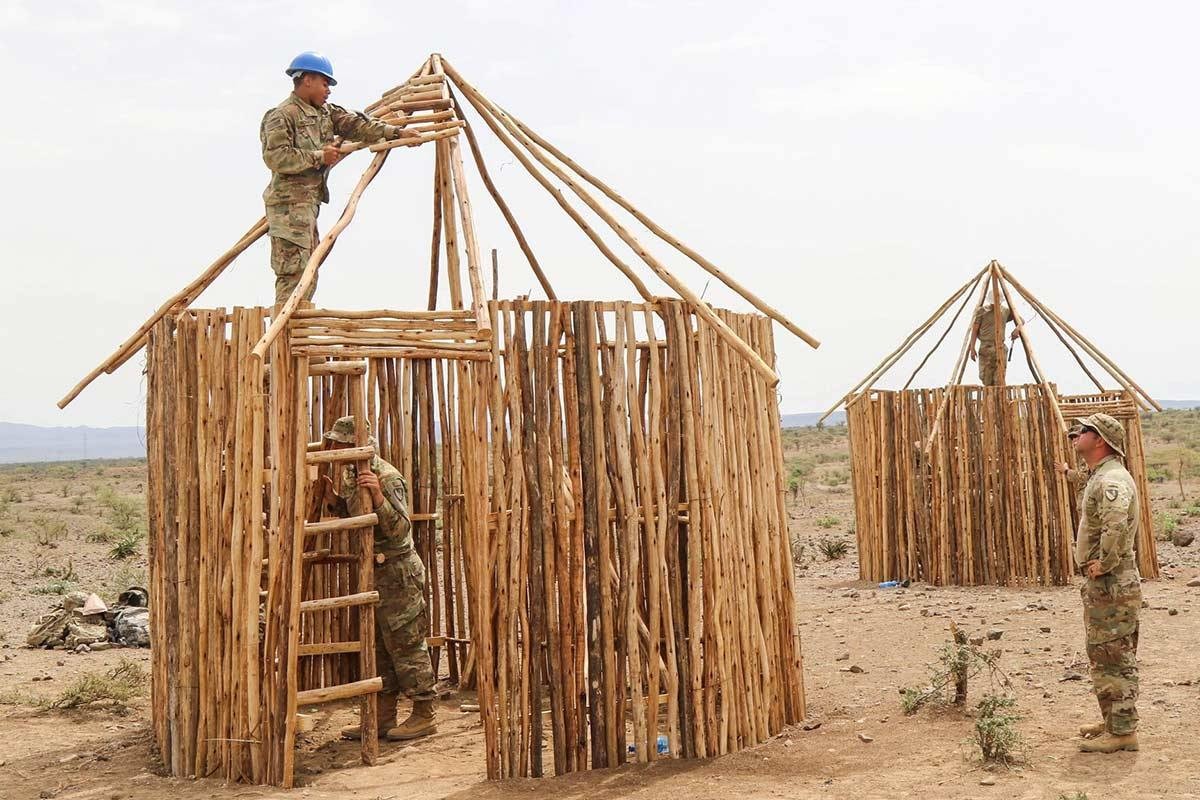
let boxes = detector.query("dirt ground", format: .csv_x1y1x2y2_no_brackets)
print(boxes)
2,451,1199,800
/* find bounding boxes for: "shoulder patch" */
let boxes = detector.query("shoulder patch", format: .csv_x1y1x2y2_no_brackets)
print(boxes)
1105,486,1118,501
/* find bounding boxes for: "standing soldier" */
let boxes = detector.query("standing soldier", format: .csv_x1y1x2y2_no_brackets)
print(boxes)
320,416,438,741
261,52,411,306
967,302,1020,386
1071,413,1141,753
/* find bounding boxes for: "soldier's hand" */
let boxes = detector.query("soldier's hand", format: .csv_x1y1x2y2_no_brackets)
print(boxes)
968,346,977,362
1085,560,1104,579
319,475,339,511
357,470,386,509
1009,328,1021,341
1056,461,1070,475
321,143,343,166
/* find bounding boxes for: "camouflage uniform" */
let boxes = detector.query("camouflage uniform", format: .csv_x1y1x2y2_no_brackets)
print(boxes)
260,95,402,305
1065,465,1090,510
323,420,436,706
973,302,1012,386
1074,414,1141,737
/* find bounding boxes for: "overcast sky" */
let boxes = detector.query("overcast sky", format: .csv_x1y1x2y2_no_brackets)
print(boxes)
2,1,1197,428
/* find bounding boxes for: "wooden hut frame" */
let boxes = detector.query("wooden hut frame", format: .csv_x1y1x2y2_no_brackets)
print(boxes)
823,261,1160,586
60,55,814,787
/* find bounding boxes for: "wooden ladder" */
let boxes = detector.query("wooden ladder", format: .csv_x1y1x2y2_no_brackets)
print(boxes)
290,361,381,773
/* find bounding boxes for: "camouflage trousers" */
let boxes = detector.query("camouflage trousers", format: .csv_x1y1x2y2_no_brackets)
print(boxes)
977,344,1007,386
374,550,437,701
1081,574,1141,735
270,236,317,307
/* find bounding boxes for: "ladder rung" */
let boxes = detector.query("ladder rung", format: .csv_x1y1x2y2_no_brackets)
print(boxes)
306,445,375,465
296,677,382,706
299,590,379,613
304,513,377,535
299,640,362,657
309,360,368,376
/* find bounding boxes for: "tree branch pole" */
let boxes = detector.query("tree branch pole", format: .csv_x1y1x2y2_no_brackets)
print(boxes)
818,264,988,424
58,217,269,409
922,275,994,454
442,60,780,386
994,267,1066,433
252,151,391,361
997,266,1160,411
902,272,985,389
450,90,556,300
441,67,653,303
501,97,818,349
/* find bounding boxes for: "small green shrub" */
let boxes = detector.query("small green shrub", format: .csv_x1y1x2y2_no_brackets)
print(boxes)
32,578,77,596
106,496,143,533
70,496,85,514
108,530,144,560
973,693,1022,764
45,658,148,711
789,536,806,566
86,530,116,544
816,515,840,529
817,536,849,560
1,487,20,503
33,516,68,547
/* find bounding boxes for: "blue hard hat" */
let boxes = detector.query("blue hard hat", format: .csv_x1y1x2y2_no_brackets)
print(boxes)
286,51,337,86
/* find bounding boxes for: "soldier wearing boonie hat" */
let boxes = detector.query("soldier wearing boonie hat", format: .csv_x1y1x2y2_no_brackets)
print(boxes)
320,415,438,742
1070,412,1141,754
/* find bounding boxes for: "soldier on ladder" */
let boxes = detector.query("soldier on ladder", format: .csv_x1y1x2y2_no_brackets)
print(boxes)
320,416,439,741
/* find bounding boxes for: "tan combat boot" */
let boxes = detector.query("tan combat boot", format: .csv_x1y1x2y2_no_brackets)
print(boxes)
340,691,399,739
1078,732,1138,753
1078,721,1106,738
387,698,437,741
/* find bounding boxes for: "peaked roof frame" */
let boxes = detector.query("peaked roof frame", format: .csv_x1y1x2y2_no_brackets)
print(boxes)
820,260,1160,450
60,53,820,409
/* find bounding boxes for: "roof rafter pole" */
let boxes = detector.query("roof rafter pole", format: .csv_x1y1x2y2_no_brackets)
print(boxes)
252,151,391,361
439,66,654,303
901,270,986,390
922,272,995,453
997,265,1161,412
449,89,556,300
989,263,1007,384
442,60,780,386
1029,298,1108,394
993,264,1066,432
427,148,443,311
436,141,465,309
817,263,989,424
58,216,269,409
364,56,433,115
445,134,492,337
503,101,819,349
432,54,492,340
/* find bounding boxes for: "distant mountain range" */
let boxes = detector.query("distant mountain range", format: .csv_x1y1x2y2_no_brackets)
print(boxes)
0,422,146,464
3,400,1199,463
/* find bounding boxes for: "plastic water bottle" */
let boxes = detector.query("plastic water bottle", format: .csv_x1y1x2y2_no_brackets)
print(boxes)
627,735,671,756
878,580,899,589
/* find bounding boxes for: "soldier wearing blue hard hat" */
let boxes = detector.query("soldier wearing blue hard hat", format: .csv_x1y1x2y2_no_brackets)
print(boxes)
260,52,413,305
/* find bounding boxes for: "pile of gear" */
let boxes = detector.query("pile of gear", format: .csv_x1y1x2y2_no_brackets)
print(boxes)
26,586,150,652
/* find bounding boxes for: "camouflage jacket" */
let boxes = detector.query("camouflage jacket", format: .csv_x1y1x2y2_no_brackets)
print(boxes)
334,455,413,557
260,93,399,247
973,303,1013,347
1074,455,1139,577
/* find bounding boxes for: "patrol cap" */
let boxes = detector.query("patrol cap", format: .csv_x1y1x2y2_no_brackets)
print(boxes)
323,415,368,444
1075,412,1125,457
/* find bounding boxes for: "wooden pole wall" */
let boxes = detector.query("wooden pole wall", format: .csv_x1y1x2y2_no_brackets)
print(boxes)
848,384,1160,586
